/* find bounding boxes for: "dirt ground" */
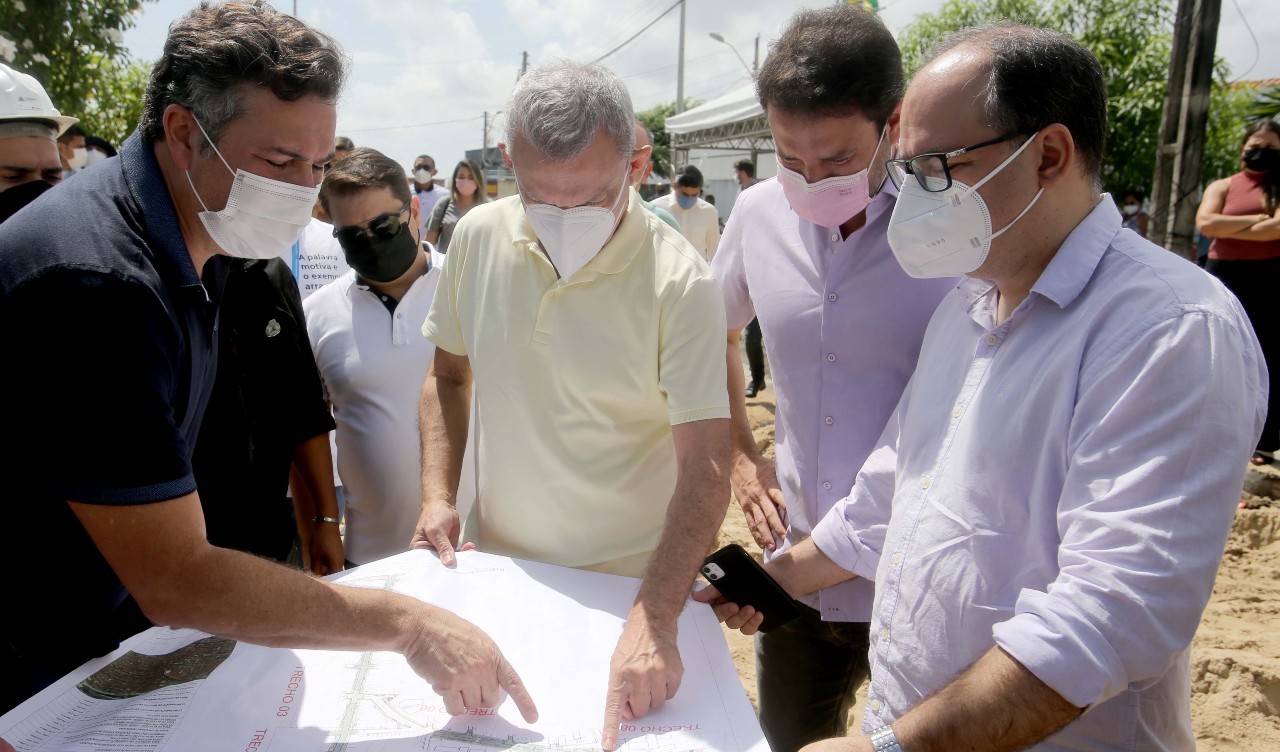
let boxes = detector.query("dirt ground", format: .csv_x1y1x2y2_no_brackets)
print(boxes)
715,395,1280,749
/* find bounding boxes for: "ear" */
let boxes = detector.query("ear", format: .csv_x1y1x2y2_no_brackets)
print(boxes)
409,195,422,239
498,142,514,170
162,103,202,172
885,101,903,155
1036,123,1074,189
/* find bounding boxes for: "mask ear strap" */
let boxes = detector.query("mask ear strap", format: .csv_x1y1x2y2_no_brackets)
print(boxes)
963,131,1040,199
183,170,212,213
990,187,1044,240
188,112,236,175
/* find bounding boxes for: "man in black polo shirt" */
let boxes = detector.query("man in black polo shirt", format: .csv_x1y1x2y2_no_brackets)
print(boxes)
0,1,537,722
192,255,345,573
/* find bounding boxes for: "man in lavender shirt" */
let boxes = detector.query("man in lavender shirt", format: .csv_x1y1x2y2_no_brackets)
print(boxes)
699,23,1267,752
708,6,953,752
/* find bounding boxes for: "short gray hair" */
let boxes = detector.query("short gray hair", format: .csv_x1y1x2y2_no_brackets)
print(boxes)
505,59,635,161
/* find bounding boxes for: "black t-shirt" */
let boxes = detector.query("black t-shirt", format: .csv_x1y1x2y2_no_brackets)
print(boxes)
0,134,220,709
193,256,335,562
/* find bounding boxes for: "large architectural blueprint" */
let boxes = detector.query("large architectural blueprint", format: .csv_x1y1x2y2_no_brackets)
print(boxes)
0,550,767,752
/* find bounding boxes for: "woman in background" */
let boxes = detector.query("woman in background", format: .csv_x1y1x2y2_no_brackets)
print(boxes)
1196,120,1280,466
426,159,488,254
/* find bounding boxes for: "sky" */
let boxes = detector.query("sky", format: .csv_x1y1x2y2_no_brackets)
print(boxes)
122,0,1280,178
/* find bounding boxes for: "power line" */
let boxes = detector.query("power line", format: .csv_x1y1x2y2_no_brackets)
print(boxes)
591,0,683,64
1225,0,1260,84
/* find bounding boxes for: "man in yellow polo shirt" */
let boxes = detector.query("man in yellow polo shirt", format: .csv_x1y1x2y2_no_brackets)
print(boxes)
415,60,730,747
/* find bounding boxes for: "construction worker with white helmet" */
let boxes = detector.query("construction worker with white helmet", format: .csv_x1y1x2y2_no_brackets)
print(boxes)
0,62,78,222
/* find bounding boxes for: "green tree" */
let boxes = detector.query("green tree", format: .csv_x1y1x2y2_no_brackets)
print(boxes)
895,0,1251,199
0,0,154,142
898,0,1048,75
636,99,702,181
638,102,678,180
75,54,152,146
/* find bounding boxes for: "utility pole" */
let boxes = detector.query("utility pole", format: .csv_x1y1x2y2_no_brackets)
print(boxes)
753,33,759,74
675,0,686,114
1149,0,1222,261
483,111,491,166
520,51,528,78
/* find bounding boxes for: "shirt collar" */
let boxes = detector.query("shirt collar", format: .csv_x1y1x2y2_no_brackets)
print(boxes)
957,195,1120,310
119,133,204,292
511,188,647,279
1029,195,1120,308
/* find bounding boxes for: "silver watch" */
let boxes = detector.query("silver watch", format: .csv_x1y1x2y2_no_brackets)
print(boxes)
869,725,903,752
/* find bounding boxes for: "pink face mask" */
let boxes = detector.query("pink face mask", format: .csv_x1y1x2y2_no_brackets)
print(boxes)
776,125,888,228
776,162,872,228
455,177,478,197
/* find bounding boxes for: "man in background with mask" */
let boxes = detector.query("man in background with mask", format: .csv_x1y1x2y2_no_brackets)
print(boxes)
0,1,536,722
653,163,720,261
306,146,455,569
0,62,73,224
57,123,87,177
416,59,729,751
698,23,1265,752
707,7,954,751
412,153,446,237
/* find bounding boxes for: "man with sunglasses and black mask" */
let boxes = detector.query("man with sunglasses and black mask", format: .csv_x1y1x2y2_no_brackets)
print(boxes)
706,8,954,751
306,147,453,569
700,23,1265,752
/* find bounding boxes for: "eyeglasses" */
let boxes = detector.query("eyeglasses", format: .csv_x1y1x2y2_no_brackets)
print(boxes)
332,201,411,246
886,131,1024,193
415,165,435,173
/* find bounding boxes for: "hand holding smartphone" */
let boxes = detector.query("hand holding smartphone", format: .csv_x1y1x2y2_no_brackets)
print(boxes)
699,543,801,632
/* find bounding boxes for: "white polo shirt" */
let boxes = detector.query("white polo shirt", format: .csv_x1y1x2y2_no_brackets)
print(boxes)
651,192,721,262
304,248,454,565
422,191,729,577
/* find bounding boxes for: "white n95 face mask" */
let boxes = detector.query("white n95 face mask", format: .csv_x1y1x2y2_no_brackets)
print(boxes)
887,132,1043,279
523,175,629,280
183,115,319,260
68,147,88,170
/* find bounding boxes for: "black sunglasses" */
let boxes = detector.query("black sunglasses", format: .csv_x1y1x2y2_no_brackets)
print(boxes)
332,201,411,246
886,131,1025,193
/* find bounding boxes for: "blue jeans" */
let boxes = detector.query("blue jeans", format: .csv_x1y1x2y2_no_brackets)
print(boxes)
755,604,871,752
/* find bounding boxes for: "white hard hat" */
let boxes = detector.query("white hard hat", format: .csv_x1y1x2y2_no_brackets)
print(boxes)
0,63,78,136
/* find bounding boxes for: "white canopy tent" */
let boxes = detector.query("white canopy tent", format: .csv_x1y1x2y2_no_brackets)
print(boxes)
665,83,773,165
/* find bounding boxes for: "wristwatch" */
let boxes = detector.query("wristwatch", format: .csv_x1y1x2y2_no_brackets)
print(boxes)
313,515,341,524
869,725,903,752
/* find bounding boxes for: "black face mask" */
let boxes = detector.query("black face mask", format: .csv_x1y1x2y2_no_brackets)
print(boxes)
0,179,54,224
338,219,421,283
1242,147,1280,173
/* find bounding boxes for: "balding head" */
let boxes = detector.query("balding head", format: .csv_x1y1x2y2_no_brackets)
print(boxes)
916,23,1107,186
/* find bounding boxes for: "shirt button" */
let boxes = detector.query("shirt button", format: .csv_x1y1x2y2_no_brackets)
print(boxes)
830,233,840,242
828,293,838,302
826,353,837,362
952,405,963,418
880,628,890,640
825,416,834,426
892,552,903,565
870,699,882,712
920,477,932,490
822,481,832,490
986,334,999,345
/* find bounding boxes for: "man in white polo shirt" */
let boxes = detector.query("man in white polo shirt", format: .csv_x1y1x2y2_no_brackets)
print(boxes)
416,60,730,750
305,147,449,567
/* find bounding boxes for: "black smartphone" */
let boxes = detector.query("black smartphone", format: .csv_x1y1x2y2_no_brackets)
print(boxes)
699,543,802,632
